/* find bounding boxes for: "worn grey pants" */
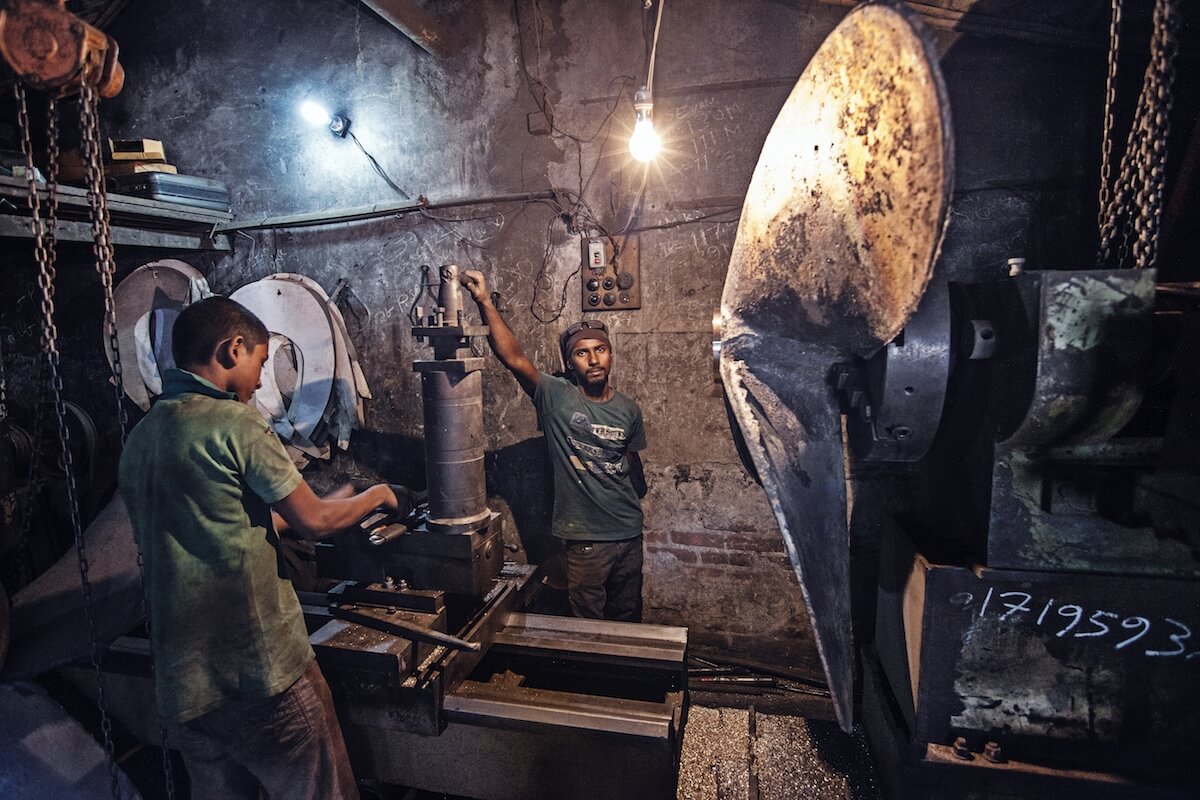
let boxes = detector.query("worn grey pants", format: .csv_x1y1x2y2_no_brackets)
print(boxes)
172,659,358,800
564,536,644,622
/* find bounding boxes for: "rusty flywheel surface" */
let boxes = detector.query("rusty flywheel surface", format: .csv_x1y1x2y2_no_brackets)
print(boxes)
719,1,953,731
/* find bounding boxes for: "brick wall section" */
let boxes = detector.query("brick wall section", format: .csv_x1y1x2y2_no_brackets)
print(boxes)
640,463,822,675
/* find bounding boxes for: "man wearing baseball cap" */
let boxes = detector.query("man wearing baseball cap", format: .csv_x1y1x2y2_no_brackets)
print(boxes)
462,269,647,621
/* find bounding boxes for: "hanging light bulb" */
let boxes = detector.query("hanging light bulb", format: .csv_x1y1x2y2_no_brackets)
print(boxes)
299,100,331,126
299,99,351,137
629,86,660,162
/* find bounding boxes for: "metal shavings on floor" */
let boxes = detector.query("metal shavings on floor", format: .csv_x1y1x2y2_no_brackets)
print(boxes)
677,706,879,800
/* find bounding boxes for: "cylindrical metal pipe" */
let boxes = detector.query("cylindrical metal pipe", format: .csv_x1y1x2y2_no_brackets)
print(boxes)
438,265,463,327
420,369,489,530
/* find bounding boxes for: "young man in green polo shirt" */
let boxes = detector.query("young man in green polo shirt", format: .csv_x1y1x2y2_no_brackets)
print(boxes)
120,296,400,800
461,270,648,621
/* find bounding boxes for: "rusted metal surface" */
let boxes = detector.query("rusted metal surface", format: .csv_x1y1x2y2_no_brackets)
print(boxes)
0,0,124,96
722,2,953,357
875,527,1200,788
358,0,452,57
1002,270,1154,447
719,3,953,732
987,441,1200,578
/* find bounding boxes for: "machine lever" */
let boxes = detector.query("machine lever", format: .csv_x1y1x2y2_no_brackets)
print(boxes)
330,603,481,652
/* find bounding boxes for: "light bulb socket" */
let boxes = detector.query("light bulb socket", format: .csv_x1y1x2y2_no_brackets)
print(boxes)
633,86,653,119
329,114,351,137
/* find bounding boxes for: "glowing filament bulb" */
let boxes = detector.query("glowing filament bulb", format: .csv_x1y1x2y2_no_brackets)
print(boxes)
629,86,660,162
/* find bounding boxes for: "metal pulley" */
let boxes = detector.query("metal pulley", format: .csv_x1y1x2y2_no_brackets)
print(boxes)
0,0,124,97
716,2,953,731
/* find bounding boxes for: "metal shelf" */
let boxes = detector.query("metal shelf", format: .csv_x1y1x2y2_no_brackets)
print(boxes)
0,175,232,251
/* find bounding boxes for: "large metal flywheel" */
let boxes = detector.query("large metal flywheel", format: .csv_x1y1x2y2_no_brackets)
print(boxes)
718,1,953,731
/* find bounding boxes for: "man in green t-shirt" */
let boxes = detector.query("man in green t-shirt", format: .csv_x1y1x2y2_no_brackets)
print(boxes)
120,296,400,800
462,270,647,621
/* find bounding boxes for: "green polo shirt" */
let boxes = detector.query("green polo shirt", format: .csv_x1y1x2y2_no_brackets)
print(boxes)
119,369,308,723
534,373,646,541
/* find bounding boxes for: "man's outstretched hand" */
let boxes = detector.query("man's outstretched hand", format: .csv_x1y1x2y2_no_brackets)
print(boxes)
461,269,489,304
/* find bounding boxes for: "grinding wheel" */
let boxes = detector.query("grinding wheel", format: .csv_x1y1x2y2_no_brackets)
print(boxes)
718,2,953,731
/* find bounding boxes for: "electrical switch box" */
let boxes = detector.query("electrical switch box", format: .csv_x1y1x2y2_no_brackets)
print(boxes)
581,234,641,312
587,239,606,270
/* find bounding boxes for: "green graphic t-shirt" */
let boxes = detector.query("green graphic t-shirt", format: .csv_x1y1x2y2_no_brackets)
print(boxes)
534,373,646,541
119,369,308,723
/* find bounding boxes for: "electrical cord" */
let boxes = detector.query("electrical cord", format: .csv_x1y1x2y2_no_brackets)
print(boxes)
347,130,411,199
646,0,665,92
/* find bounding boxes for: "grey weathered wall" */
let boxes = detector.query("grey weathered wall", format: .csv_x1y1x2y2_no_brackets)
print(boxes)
97,0,848,669
37,0,1120,674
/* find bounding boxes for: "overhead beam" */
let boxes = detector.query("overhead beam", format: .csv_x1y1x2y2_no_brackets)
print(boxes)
816,0,1102,49
359,0,453,57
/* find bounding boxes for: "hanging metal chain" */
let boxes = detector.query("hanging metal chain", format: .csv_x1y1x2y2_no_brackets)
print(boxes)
78,81,179,800
16,81,125,800
1095,0,1122,267
79,81,128,442
1097,0,1180,270
11,98,62,588
1131,0,1179,270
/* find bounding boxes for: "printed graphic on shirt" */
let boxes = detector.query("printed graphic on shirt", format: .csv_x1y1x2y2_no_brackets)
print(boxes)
592,424,626,442
565,412,629,479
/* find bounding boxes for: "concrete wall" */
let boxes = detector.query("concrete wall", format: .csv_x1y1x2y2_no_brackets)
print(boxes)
60,0,1109,673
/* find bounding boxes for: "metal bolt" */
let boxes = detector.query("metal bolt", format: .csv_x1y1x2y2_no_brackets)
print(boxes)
892,426,912,441
1007,257,1025,277
983,741,1005,764
952,736,973,760
384,576,396,590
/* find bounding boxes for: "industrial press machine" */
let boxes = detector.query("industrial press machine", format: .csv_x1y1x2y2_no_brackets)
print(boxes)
305,265,688,800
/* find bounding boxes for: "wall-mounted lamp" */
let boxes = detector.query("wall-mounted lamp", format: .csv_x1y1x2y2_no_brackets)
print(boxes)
629,86,660,162
299,99,350,137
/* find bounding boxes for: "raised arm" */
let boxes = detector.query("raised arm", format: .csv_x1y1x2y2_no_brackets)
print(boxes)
461,270,540,396
273,481,399,541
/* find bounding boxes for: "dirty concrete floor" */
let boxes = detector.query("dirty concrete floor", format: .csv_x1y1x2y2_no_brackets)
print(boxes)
677,704,880,800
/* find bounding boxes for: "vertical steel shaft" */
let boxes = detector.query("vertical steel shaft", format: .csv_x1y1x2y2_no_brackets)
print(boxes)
413,264,491,533
421,369,488,526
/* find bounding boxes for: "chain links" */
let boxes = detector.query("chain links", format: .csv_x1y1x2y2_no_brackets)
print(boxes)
79,82,129,442
16,81,125,800
1133,0,1179,270
78,81,178,800
1095,0,1122,267
1097,0,1180,271
11,97,60,589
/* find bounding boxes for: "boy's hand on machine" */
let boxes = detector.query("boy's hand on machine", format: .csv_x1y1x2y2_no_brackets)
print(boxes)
461,270,489,304
378,484,402,514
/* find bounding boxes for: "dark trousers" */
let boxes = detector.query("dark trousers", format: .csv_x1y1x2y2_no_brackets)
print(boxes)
172,659,358,800
564,536,644,622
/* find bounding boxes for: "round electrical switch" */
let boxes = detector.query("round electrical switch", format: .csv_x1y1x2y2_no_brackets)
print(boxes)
619,292,631,304
588,294,601,306
602,277,615,290
603,292,616,306
617,272,635,290
586,278,600,291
